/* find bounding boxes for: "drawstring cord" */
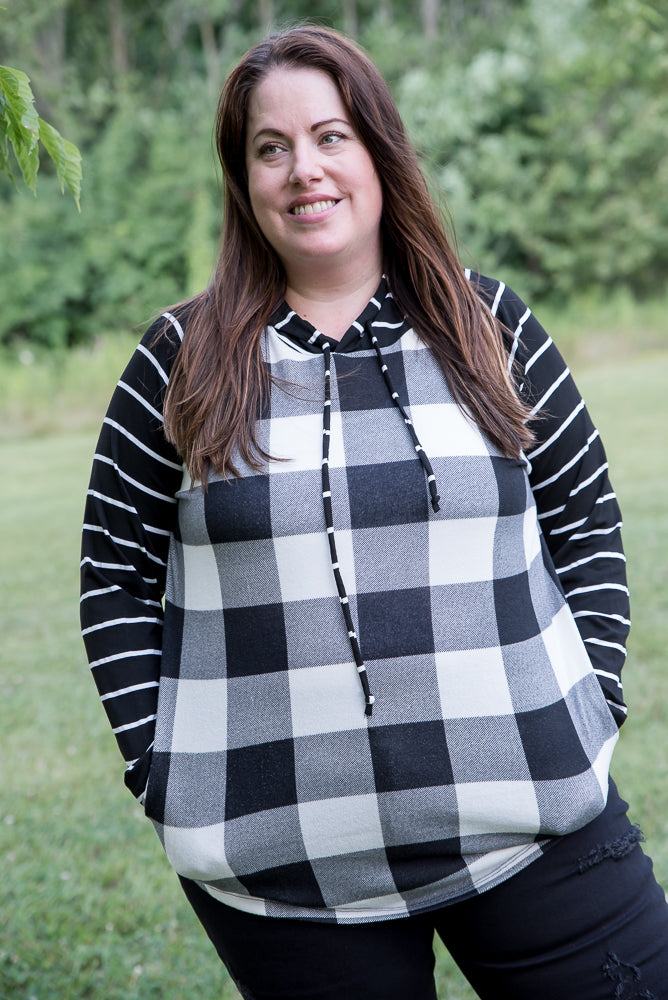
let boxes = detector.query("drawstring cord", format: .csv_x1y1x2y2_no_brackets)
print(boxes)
318,320,442,717
320,341,375,717
366,322,441,513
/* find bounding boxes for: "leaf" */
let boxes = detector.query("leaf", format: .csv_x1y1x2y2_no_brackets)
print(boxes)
0,132,17,187
0,65,40,191
38,118,83,211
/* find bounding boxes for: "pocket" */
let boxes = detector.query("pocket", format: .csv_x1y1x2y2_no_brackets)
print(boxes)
124,743,153,802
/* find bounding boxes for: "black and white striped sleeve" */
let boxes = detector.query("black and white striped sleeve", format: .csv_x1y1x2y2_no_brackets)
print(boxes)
80,314,185,795
493,281,629,727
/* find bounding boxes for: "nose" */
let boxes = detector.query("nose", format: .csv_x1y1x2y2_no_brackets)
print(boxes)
289,140,324,186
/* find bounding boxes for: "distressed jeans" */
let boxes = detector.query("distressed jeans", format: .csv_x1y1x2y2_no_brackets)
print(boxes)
180,779,668,999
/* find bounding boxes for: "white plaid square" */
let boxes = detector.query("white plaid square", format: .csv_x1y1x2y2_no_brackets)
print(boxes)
428,516,496,585
410,402,490,458
289,663,369,738
164,820,236,881
180,542,223,611
456,780,541,836
274,529,355,603
298,793,385,859
543,604,597,696
435,647,514,718
268,413,323,471
523,505,543,564
170,678,228,753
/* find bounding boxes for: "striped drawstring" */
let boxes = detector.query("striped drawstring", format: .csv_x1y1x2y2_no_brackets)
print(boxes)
320,341,375,717
366,322,441,514
318,323,441,716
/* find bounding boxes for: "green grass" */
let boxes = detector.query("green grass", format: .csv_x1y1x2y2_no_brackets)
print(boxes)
1,326,667,999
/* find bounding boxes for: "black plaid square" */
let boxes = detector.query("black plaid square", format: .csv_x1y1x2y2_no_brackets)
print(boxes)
357,587,435,660
223,603,288,677
516,701,593,780
240,860,326,908
494,571,541,646
161,601,184,678
369,721,453,792
386,839,468,892
348,461,430,528
205,475,272,542
491,455,531,516
334,351,407,412
225,739,297,819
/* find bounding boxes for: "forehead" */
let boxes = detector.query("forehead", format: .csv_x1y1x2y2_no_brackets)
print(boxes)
247,66,348,134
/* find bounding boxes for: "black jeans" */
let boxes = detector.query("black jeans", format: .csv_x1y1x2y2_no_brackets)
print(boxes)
180,781,668,999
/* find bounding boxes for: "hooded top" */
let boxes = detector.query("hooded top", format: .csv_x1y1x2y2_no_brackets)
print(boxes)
80,275,628,923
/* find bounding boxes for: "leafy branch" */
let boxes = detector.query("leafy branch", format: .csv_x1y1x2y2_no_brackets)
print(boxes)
0,64,82,209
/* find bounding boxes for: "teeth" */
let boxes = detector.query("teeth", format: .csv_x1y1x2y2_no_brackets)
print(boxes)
292,200,336,215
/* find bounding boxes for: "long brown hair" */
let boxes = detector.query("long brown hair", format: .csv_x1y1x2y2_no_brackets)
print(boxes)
163,25,534,483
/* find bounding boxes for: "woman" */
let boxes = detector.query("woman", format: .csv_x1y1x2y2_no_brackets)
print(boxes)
80,24,668,1000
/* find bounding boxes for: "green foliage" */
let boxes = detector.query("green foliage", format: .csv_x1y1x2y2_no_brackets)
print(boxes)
379,0,668,301
0,63,81,206
1,0,667,347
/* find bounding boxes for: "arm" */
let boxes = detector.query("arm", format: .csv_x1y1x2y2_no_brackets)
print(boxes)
80,314,185,797
492,281,629,727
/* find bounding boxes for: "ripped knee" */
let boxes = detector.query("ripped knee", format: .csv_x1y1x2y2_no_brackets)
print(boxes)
602,952,657,999
577,825,644,874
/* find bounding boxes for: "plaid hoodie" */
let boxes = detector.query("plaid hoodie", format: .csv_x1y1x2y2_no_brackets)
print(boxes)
80,275,628,922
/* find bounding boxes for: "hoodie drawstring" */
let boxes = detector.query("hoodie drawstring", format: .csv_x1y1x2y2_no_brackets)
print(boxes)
366,321,441,514
320,341,375,717
318,324,442,717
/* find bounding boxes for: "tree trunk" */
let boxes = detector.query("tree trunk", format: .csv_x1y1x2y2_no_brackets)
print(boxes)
32,5,66,119
421,0,439,39
199,17,220,94
108,0,129,80
342,0,358,37
378,0,393,25
447,0,464,34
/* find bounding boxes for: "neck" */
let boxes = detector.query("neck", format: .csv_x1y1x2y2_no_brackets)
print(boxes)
285,263,382,341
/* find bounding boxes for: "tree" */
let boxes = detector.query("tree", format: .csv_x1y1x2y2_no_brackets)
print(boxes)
0,63,82,207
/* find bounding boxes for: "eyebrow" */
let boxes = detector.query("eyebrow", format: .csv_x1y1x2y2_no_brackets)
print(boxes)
250,117,350,144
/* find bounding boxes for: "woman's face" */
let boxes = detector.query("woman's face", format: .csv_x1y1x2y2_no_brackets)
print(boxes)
245,66,384,284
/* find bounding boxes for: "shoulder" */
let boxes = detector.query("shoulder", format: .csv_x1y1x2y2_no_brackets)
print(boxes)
465,270,555,367
466,270,531,329
132,301,197,383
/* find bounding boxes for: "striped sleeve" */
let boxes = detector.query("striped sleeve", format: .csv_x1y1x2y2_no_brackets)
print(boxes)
491,280,629,727
80,315,185,796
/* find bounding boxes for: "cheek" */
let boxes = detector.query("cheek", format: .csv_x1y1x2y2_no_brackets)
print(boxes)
366,170,384,219
247,164,276,212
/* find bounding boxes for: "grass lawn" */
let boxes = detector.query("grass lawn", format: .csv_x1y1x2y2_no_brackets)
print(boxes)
1,339,666,999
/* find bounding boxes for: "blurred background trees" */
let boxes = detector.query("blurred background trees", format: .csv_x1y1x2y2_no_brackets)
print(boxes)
1,0,666,350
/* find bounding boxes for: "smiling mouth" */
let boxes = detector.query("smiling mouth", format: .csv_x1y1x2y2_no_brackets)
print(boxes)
290,199,338,216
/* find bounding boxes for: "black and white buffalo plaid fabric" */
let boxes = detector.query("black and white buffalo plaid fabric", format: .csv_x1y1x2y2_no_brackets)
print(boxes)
81,275,628,922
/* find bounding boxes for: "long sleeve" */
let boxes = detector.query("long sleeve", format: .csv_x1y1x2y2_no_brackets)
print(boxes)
490,280,629,727
80,314,185,796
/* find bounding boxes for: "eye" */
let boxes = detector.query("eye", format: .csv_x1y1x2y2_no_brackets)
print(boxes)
257,141,284,158
319,131,346,147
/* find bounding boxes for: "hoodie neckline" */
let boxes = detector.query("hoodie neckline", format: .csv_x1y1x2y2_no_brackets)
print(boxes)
268,277,404,354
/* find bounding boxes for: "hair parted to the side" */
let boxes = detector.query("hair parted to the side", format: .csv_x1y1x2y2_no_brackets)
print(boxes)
162,24,534,485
